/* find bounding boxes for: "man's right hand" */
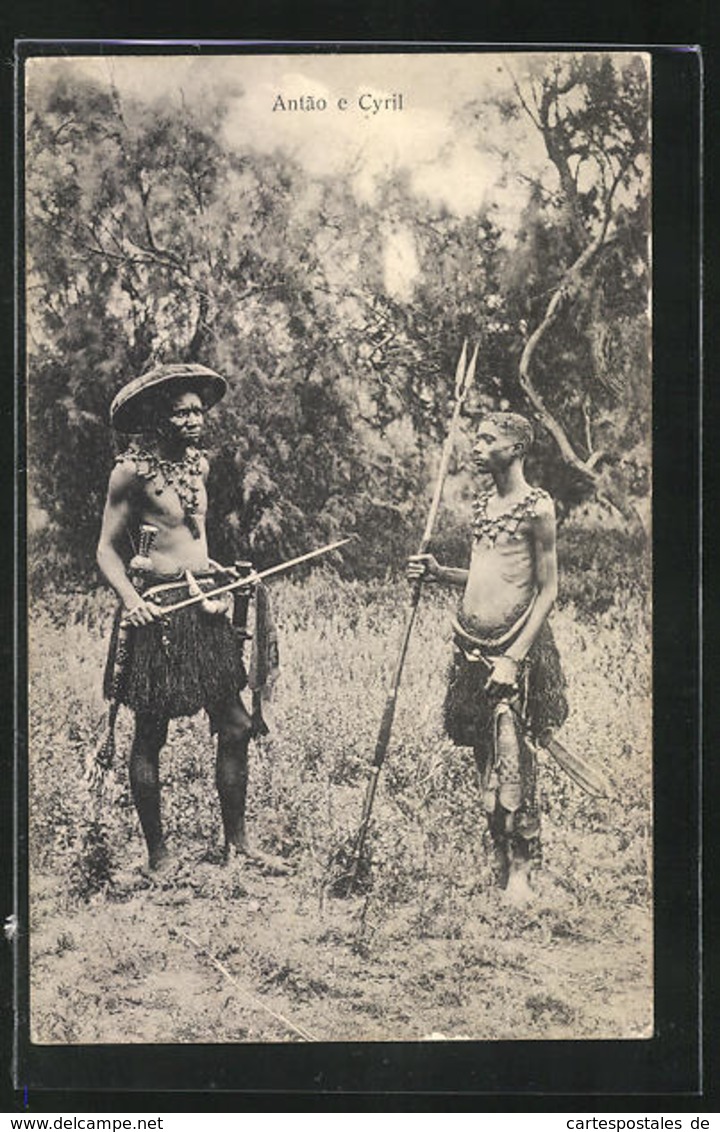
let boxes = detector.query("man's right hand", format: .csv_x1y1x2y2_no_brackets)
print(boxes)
122,598,163,627
406,553,441,583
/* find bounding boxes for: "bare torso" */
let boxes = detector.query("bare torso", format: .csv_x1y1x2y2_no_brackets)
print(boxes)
97,443,213,612
461,532,536,638
460,489,547,640
129,461,211,575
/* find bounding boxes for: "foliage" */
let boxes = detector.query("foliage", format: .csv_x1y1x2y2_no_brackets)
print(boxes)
557,523,650,618
25,68,442,576
29,575,652,1041
467,53,650,522
25,54,650,587
68,817,116,901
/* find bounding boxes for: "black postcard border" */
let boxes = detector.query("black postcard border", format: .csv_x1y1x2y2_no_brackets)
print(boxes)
6,40,704,1106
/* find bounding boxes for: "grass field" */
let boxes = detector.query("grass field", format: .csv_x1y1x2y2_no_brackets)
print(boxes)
28,573,653,1043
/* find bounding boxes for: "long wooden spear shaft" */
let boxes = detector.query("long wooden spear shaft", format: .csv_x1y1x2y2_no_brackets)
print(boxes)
345,342,479,891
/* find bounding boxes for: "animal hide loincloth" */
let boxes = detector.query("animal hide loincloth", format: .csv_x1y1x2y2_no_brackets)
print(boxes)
443,619,568,852
443,619,568,754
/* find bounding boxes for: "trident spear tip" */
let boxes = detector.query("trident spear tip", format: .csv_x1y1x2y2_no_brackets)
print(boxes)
454,339,479,401
453,339,468,394
464,342,480,392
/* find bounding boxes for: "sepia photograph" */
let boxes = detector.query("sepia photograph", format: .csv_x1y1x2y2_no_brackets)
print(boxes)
23,48,653,1050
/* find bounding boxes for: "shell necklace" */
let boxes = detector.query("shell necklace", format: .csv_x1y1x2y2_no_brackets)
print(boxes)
119,444,204,538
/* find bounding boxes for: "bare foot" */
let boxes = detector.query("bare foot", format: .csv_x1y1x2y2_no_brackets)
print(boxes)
503,863,534,907
146,846,178,877
223,842,291,876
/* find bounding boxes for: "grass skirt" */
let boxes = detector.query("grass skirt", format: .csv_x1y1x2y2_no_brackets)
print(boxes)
104,575,247,721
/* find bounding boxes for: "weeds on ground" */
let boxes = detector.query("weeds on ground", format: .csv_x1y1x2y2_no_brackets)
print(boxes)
27,571,652,1041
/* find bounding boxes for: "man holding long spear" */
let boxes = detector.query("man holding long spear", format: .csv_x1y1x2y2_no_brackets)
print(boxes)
95,362,288,876
408,410,569,904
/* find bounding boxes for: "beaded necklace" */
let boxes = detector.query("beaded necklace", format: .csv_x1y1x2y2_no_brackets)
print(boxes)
472,486,547,546
118,443,204,538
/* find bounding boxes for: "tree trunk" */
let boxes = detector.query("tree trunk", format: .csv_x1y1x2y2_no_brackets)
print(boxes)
187,291,211,361
518,242,647,540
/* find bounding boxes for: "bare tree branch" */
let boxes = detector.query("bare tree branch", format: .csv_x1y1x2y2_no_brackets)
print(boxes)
503,62,542,131
581,395,594,458
518,219,622,477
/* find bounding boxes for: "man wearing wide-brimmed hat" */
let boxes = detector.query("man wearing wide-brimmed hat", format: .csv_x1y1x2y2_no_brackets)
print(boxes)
96,362,286,875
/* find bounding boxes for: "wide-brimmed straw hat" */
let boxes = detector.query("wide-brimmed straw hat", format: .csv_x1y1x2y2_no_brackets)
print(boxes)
110,363,228,432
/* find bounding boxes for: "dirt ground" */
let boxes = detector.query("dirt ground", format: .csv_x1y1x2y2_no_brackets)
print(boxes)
30,843,652,1045
28,581,653,1045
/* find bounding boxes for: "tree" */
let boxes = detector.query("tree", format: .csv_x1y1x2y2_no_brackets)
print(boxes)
27,56,651,590
25,67,431,580
470,53,651,529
